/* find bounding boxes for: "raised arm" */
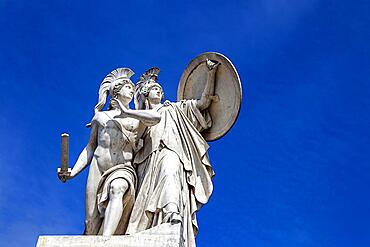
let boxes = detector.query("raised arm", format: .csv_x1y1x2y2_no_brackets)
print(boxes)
197,59,220,111
111,99,161,126
68,120,98,179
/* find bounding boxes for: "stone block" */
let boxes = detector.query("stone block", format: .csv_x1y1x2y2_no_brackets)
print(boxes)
36,223,181,247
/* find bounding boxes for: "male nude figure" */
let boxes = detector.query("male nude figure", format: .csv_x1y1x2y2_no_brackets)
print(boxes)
58,68,160,236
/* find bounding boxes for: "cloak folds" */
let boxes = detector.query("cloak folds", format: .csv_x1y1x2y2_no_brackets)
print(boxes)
127,100,215,247
86,163,137,235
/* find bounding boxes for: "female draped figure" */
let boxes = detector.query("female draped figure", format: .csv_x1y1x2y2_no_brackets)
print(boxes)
124,61,219,247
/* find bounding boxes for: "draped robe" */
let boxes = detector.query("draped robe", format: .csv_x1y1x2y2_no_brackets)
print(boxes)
126,100,215,247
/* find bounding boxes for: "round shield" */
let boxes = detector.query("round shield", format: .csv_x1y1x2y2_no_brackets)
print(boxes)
177,52,242,141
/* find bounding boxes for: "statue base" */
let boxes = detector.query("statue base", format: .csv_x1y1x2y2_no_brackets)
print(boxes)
36,223,182,247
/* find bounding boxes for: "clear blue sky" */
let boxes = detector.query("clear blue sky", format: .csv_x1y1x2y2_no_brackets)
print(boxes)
0,1,369,246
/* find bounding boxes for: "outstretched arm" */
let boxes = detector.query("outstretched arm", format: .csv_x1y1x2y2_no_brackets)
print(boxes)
69,121,98,179
197,59,220,111
112,99,161,126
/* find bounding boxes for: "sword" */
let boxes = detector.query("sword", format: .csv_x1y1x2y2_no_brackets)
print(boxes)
57,133,71,182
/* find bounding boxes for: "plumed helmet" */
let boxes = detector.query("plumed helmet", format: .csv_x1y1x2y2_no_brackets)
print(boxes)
135,67,164,109
94,68,135,113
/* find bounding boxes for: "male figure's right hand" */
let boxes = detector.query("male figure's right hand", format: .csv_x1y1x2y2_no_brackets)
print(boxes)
57,168,72,183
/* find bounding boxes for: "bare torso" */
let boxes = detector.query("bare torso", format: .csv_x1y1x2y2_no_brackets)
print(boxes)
93,110,140,173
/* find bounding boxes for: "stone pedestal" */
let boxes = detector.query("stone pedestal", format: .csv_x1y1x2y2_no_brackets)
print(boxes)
36,223,182,247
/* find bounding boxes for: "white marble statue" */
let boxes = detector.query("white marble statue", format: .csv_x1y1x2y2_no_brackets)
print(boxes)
58,68,161,236
115,60,220,247
54,52,242,247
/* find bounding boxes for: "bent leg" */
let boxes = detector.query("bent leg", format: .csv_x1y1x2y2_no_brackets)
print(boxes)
103,178,129,236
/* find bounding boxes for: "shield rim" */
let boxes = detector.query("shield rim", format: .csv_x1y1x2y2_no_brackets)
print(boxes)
177,52,242,141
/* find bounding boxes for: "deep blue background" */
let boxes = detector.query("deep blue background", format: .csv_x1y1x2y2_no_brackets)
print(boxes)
1,1,370,246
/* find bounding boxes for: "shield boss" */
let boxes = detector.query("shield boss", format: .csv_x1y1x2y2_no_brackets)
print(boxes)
177,52,242,141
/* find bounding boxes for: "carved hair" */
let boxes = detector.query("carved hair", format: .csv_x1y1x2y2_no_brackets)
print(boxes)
94,68,134,113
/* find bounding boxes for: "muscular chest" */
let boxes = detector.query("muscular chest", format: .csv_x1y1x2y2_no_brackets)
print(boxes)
99,111,135,131
98,113,137,147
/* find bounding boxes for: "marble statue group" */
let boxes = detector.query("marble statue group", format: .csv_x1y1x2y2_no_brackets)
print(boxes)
57,52,241,247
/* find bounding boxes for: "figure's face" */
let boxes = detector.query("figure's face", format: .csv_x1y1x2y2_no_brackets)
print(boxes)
147,85,163,103
115,79,134,103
